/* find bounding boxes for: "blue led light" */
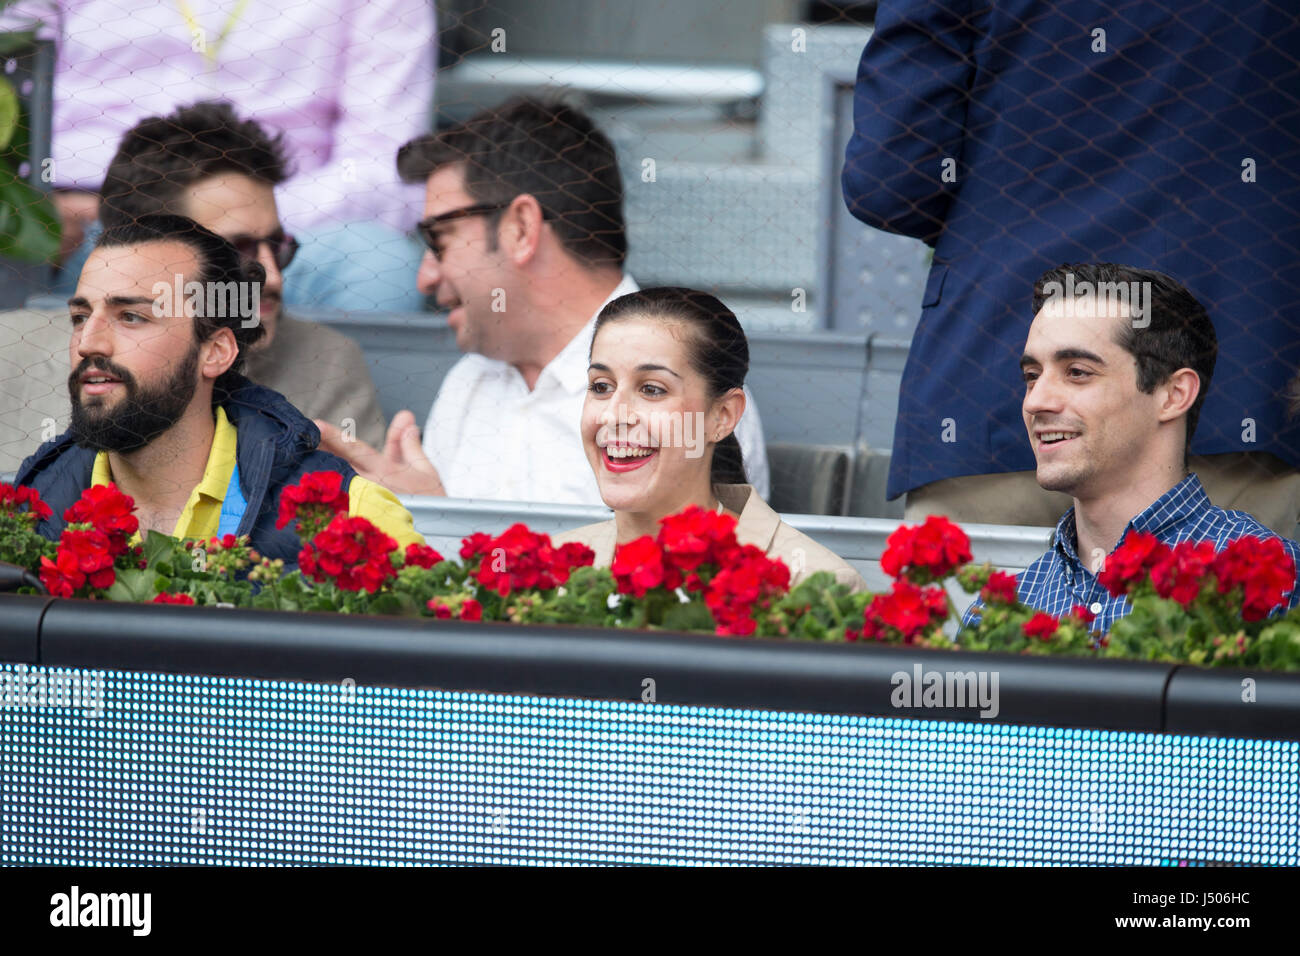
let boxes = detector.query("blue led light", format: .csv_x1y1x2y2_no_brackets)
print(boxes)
1,665,1297,865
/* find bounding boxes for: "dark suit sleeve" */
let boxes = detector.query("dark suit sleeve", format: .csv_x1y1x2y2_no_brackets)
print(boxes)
841,0,977,246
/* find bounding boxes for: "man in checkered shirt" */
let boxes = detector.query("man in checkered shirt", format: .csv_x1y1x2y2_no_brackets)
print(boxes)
963,263,1300,632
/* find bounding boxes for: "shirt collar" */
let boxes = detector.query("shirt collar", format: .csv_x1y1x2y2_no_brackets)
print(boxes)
717,483,780,552
1053,472,1208,567
90,406,237,505
544,273,640,395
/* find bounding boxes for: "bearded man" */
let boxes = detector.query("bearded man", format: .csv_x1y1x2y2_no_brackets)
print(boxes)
16,214,421,561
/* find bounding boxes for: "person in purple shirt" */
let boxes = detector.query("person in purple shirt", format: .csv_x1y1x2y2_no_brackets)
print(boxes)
2,0,435,311
963,263,1300,632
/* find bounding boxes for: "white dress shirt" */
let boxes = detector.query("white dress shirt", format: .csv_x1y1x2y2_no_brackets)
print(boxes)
423,275,770,504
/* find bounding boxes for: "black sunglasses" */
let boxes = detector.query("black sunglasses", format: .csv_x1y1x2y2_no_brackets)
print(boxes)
230,230,299,270
416,202,511,259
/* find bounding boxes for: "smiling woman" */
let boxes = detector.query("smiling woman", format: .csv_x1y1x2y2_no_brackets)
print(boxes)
552,287,866,592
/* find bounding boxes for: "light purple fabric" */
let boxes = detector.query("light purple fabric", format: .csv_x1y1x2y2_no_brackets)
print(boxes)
4,0,435,232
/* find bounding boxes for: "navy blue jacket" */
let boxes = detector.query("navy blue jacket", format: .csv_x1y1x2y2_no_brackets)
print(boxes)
842,0,1300,499
15,375,358,564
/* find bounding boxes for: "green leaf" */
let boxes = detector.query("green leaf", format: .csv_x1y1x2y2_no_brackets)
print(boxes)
0,31,38,58
0,172,59,262
0,76,17,152
143,529,180,568
661,601,714,632
106,568,159,603
364,592,409,616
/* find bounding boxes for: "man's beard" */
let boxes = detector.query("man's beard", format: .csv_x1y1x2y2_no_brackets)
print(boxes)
68,344,201,453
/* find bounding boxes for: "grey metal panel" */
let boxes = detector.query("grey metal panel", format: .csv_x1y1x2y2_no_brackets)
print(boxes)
758,23,872,168
844,446,904,519
621,160,818,293
597,24,885,302
766,441,850,515
26,38,53,191
746,331,867,445
447,0,797,67
819,76,931,334
861,334,908,452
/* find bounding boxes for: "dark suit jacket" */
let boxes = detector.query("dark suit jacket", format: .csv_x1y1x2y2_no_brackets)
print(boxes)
842,0,1300,499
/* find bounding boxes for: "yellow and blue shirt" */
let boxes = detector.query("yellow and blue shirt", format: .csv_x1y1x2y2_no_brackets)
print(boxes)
90,406,423,548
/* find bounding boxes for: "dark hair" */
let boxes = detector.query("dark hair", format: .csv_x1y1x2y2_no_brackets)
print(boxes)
99,101,291,230
94,214,266,398
1032,262,1218,461
397,96,626,268
594,287,748,487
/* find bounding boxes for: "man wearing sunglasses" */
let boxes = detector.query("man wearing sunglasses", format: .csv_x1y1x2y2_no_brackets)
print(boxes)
316,97,770,504
94,101,388,448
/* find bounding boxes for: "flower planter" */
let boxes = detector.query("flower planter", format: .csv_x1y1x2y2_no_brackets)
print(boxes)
3,593,1297,866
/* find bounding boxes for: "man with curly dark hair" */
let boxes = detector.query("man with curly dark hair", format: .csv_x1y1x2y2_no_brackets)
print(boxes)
97,101,388,448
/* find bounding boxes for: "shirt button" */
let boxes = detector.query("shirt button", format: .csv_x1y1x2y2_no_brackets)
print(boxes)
1090,602,1102,614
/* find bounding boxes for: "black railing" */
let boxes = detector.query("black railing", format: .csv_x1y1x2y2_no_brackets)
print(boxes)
3,594,1296,741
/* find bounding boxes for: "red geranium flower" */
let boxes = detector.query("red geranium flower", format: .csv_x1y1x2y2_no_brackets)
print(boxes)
861,579,949,644
1069,603,1097,626
1022,611,1060,641
0,483,53,523
427,600,452,619
38,548,85,598
1096,530,1170,597
64,482,138,552
471,523,591,597
1211,536,1295,622
403,542,445,569
880,515,971,582
557,541,596,569
276,471,349,536
459,531,493,562
981,570,1019,605
703,544,790,637
658,506,740,581
152,592,195,605
298,514,398,592
460,599,483,621
1150,540,1216,608
611,536,665,598
60,527,117,589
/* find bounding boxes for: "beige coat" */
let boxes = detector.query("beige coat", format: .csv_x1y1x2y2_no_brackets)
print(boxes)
553,484,867,592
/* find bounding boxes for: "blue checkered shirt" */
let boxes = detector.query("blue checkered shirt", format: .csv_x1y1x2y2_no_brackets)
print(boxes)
961,473,1300,632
